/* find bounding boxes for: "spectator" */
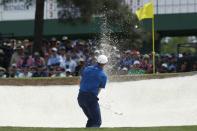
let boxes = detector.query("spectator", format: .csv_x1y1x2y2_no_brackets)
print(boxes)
119,67,128,75
16,51,34,69
159,63,168,73
18,66,33,78
72,46,86,61
10,45,24,67
168,61,176,73
1,37,196,77
141,54,152,73
0,67,6,78
119,50,133,69
47,47,62,68
75,58,85,76
50,66,65,77
8,64,19,78
41,39,50,57
60,36,68,48
86,52,97,66
128,60,145,75
33,52,45,67
32,65,48,77
59,46,66,64
66,68,73,77
50,37,58,48
61,53,77,74
65,40,73,53
23,39,32,53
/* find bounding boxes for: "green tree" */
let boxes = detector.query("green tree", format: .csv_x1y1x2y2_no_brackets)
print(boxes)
57,0,146,50
161,37,196,54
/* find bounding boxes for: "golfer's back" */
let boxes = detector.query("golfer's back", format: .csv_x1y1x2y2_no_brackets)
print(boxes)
80,64,107,96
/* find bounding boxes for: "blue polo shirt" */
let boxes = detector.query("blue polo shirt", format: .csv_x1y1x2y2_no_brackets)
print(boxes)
80,64,107,96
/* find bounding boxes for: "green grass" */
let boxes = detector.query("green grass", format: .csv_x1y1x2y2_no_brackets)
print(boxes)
1,126,197,131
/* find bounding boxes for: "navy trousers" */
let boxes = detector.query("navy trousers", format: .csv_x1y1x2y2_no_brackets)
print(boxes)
77,92,101,127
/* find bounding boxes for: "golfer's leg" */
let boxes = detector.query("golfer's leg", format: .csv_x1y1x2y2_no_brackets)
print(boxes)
80,106,93,127
88,101,102,127
78,96,93,127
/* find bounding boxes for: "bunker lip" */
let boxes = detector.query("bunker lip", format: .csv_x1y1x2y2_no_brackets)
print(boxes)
0,71,196,86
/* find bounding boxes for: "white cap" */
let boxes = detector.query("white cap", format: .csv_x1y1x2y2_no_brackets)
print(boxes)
79,58,85,62
12,63,17,67
122,67,128,71
179,54,183,58
133,60,140,65
62,36,68,40
52,47,57,52
94,50,100,54
97,55,108,64
162,63,168,68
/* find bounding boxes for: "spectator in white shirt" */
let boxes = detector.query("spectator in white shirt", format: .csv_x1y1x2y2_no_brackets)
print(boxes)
47,47,62,68
63,53,77,74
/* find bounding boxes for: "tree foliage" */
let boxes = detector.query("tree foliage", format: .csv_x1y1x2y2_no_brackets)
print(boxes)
57,0,147,50
160,37,196,54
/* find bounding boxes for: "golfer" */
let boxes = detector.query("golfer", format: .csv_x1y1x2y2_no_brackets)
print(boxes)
78,55,108,127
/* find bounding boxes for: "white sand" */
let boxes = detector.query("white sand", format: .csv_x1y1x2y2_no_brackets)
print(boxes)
0,75,196,128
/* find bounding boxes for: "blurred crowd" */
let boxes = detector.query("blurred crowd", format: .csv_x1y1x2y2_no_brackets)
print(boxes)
116,51,197,75
0,37,196,78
